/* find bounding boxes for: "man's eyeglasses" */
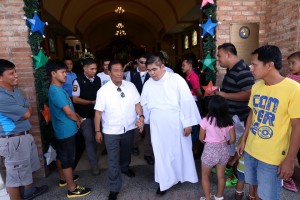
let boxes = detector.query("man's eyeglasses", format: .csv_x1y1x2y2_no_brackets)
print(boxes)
117,87,125,98
138,60,146,65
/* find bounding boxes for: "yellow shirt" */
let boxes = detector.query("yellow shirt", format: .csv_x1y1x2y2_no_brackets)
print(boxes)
245,78,300,165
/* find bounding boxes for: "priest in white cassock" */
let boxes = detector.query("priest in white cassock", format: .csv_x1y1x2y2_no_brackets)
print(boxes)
141,53,201,195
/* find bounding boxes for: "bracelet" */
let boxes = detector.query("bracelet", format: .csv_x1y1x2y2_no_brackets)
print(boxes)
95,131,101,133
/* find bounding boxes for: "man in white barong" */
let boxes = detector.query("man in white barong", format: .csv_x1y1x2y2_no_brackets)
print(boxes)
141,53,201,195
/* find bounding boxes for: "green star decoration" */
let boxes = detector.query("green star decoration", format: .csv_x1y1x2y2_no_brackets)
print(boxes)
33,50,48,69
201,54,216,71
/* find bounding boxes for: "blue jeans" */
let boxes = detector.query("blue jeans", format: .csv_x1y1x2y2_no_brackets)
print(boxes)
244,152,281,200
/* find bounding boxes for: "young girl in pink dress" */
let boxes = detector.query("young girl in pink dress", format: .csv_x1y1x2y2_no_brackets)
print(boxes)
199,95,236,200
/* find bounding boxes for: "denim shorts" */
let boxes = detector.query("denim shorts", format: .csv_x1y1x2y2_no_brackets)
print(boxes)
244,152,281,200
237,170,245,181
0,134,40,187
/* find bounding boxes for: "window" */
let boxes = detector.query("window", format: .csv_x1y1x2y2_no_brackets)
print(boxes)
184,35,189,49
192,30,198,46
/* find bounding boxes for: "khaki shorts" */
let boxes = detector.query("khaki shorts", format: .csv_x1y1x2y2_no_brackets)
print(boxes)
0,134,40,187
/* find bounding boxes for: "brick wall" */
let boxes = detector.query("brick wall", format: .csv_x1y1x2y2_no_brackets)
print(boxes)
215,0,267,85
216,0,300,81
0,0,45,177
265,0,300,73
216,0,267,47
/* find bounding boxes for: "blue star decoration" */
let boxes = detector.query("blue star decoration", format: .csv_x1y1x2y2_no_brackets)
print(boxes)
33,50,48,69
201,54,216,71
200,17,218,37
26,13,47,37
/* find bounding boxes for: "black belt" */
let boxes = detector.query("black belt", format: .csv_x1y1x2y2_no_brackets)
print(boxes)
0,130,30,138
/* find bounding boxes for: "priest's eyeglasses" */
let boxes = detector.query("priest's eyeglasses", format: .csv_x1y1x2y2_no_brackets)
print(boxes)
117,87,125,98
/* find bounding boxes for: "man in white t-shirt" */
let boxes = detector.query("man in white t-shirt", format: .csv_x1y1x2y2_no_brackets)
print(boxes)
94,61,144,200
97,57,111,86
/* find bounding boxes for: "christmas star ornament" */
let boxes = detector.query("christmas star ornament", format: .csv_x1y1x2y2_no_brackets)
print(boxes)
33,50,48,69
201,54,216,71
200,17,218,37
200,0,215,9
25,12,47,37
202,81,219,96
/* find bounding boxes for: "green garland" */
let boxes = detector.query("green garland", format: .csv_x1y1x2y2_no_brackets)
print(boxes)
202,2,217,84
23,0,53,154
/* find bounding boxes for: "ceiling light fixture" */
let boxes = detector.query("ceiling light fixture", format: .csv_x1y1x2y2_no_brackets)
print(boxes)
115,6,125,14
115,29,126,36
116,23,124,29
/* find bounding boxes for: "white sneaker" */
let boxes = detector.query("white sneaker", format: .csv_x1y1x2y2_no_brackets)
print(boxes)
214,195,224,200
200,194,214,200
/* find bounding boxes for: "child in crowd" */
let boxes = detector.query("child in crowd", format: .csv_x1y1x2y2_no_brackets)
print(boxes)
199,95,236,200
282,51,300,192
235,141,259,200
287,51,300,83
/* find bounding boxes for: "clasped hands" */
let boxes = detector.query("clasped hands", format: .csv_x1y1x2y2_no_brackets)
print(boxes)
136,117,144,133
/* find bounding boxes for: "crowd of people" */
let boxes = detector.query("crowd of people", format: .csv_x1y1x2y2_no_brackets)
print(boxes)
0,43,299,200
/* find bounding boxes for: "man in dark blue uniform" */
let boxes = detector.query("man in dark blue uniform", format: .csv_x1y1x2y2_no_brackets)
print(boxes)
72,58,101,175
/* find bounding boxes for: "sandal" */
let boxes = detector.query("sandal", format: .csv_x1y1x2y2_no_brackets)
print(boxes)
234,190,244,200
248,194,255,200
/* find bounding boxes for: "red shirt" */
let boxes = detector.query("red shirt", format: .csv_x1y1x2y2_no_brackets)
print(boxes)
186,70,200,97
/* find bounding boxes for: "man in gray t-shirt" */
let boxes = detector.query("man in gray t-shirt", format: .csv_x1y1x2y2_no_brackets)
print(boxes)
0,59,48,200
